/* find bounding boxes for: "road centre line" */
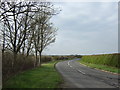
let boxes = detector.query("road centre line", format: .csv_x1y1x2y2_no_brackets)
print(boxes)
77,69,86,75
68,60,86,75
67,61,71,66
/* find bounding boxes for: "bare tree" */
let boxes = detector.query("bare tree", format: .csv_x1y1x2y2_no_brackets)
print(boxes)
38,23,57,66
0,2,39,67
32,3,58,66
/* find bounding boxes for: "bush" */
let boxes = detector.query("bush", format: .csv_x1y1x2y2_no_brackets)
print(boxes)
2,52,35,83
41,56,52,63
51,55,82,60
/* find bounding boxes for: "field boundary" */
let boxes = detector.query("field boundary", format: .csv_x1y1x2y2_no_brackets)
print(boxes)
79,62,120,75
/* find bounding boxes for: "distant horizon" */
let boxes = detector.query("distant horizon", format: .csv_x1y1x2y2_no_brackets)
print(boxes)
43,52,119,56
0,45,118,55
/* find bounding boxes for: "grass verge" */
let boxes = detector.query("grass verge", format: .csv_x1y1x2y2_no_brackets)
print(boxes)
3,61,62,88
78,60,120,74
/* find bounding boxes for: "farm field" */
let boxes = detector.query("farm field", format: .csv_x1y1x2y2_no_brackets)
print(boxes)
78,53,120,74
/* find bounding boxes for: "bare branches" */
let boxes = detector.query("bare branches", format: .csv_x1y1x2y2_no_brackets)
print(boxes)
0,1,60,67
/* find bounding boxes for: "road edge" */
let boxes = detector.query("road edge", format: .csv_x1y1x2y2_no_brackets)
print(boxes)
54,60,65,88
78,62,120,75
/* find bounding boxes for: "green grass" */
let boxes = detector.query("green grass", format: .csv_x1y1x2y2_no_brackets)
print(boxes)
78,61,120,74
3,61,62,88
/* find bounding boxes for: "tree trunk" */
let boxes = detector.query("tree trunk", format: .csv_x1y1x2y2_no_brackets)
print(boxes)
2,22,5,61
34,50,37,67
26,48,30,57
38,51,41,67
22,41,25,55
12,52,17,71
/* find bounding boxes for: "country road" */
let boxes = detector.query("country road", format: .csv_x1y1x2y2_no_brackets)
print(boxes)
55,59,119,88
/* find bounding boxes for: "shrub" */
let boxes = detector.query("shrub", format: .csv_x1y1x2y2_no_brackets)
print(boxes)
2,52,35,83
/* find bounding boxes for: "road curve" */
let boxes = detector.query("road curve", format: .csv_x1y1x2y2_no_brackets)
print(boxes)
55,59,119,88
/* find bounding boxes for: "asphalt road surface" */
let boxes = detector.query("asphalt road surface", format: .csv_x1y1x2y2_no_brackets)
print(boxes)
56,59,119,88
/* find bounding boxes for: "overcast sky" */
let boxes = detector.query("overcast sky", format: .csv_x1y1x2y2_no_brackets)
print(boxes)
43,2,118,55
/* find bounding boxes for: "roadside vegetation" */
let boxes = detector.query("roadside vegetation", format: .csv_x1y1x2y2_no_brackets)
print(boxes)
3,51,54,83
3,51,80,87
3,61,62,88
78,53,120,73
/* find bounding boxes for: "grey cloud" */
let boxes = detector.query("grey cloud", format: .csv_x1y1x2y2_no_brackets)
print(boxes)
43,2,118,55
